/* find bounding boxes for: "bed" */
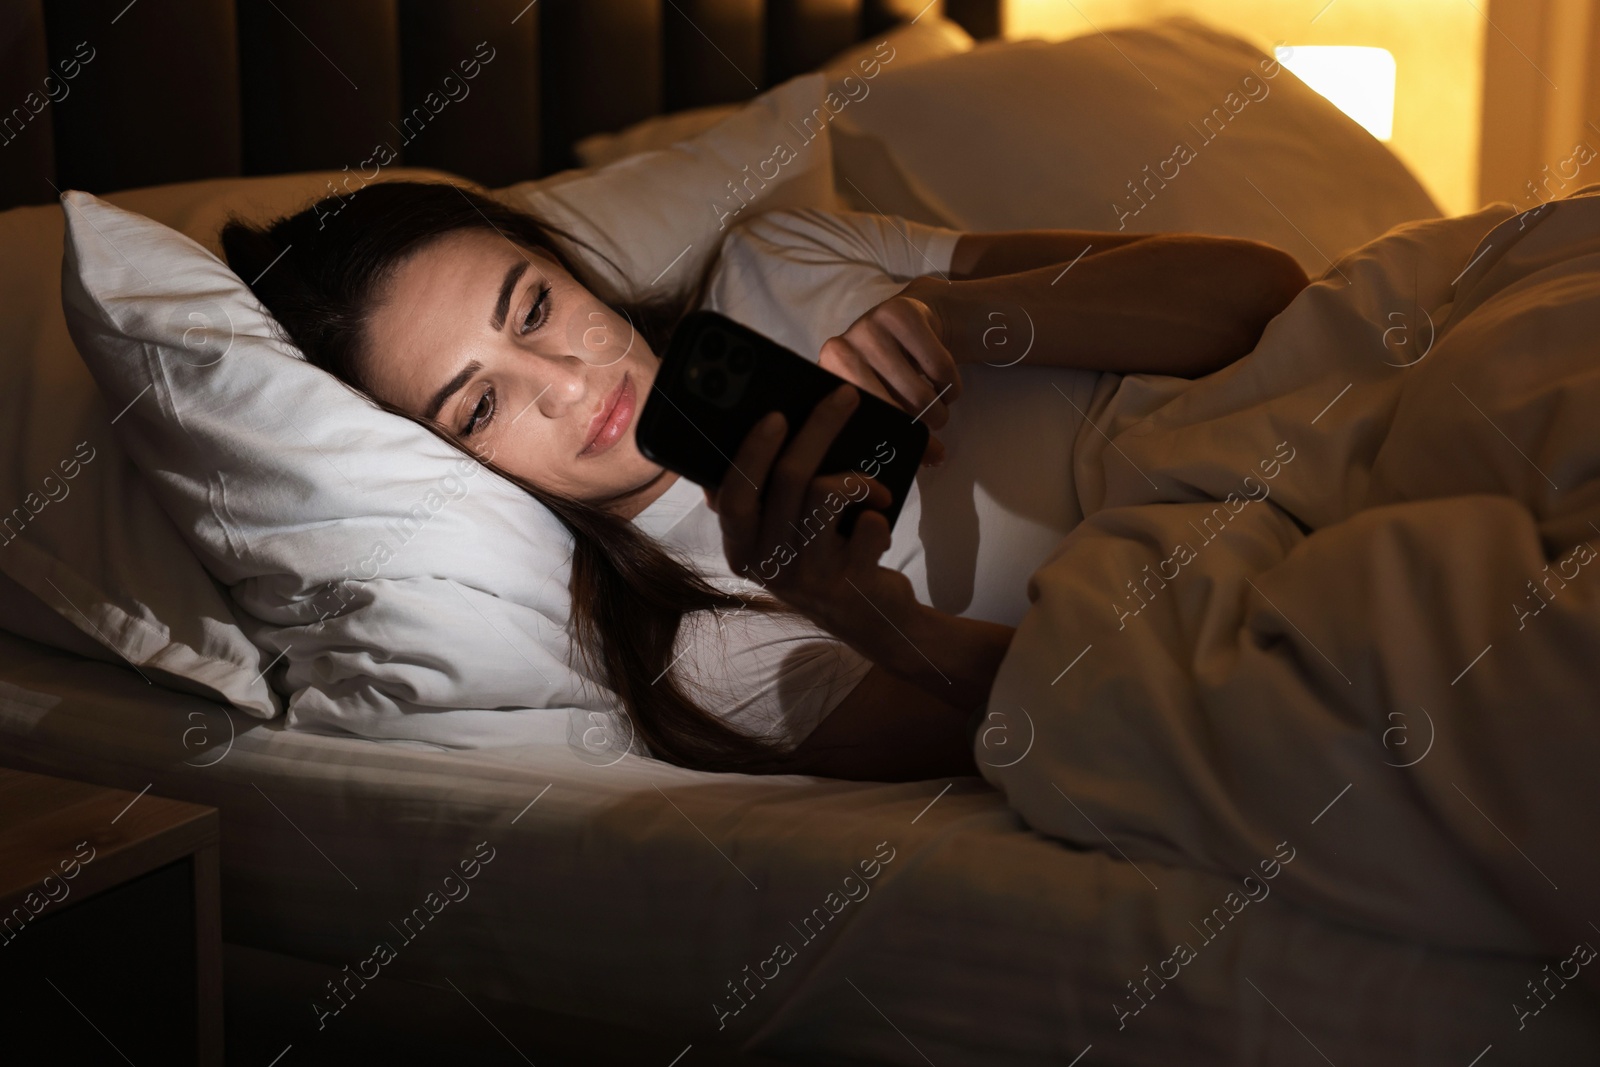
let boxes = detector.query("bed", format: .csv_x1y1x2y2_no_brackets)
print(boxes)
10,624,1596,1066
5,1,1595,1064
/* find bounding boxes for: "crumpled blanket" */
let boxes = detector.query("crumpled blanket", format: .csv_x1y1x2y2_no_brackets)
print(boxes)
983,187,1600,1000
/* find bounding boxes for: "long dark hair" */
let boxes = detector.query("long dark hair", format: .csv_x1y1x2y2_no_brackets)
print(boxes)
220,180,799,772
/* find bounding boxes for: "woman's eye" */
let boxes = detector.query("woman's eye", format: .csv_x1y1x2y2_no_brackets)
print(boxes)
520,284,551,335
463,387,495,436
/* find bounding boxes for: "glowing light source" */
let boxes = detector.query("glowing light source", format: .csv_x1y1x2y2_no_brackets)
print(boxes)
1275,45,1396,141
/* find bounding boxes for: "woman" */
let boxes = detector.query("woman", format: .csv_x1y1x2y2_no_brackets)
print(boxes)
221,181,1308,782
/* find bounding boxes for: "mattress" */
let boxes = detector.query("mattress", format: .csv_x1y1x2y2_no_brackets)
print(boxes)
2,631,1593,1065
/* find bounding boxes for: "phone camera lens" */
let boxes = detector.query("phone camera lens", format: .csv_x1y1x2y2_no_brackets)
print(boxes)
701,331,726,360
726,345,752,373
700,368,727,399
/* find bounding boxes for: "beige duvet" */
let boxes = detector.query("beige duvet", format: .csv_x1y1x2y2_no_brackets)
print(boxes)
985,188,1600,1031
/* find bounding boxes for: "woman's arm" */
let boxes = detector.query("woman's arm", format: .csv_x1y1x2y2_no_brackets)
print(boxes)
946,228,1156,280
774,664,983,781
773,598,1016,780
817,230,1309,430
913,232,1310,378
702,383,1020,780
755,593,1014,783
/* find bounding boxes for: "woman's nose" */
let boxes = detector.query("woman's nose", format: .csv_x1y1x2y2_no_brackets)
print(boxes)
527,349,596,416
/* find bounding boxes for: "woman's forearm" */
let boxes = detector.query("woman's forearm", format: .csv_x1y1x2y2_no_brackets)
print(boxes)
850,600,1015,712
921,234,1309,377
948,229,1154,279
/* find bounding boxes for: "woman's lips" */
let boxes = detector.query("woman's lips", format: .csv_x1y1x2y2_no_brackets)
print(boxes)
579,372,633,458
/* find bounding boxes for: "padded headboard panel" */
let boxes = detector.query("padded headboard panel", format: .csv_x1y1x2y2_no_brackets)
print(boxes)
0,0,1002,211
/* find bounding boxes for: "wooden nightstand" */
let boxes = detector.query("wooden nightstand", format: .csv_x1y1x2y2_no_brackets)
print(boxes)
0,767,222,1065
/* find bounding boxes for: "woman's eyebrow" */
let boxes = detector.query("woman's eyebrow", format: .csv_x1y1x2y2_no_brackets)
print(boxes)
490,259,530,331
425,359,483,421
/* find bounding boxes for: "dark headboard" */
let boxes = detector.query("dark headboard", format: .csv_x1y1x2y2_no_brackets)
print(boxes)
0,0,1002,211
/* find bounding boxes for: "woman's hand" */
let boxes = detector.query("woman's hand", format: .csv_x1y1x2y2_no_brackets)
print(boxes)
703,381,1019,711
702,383,922,646
818,277,959,467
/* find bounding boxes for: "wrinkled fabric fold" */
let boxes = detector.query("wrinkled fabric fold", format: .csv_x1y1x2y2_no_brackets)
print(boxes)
985,190,1600,980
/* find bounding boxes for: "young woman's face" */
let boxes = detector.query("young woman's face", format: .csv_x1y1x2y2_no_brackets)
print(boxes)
360,228,670,516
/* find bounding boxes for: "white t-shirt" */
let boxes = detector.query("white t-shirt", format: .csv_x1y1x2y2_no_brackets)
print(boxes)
631,207,1101,749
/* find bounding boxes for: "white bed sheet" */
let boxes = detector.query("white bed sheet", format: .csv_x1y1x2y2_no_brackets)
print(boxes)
1,632,1592,1065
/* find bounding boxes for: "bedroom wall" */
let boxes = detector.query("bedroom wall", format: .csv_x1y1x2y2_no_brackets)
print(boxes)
1476,0,1600,214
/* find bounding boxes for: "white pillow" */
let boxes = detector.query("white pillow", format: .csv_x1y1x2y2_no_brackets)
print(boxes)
830,17,1441,271
574,105,740,171
0,170,462,718
495,72,841,307
52,72,846,742
60,191,607,746
573,14,974,169
821,12,973,76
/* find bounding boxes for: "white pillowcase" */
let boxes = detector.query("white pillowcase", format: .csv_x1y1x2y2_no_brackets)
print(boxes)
575,106,740,171
52,72,846,743
830,17,1441,270
60,191,609,745
0,170,461,718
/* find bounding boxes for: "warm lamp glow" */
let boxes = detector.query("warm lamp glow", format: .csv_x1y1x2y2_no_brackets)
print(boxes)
1275,45,1397,141
1003,1,1480,213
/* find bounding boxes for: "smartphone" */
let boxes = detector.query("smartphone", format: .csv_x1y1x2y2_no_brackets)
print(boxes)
635,310,928,537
